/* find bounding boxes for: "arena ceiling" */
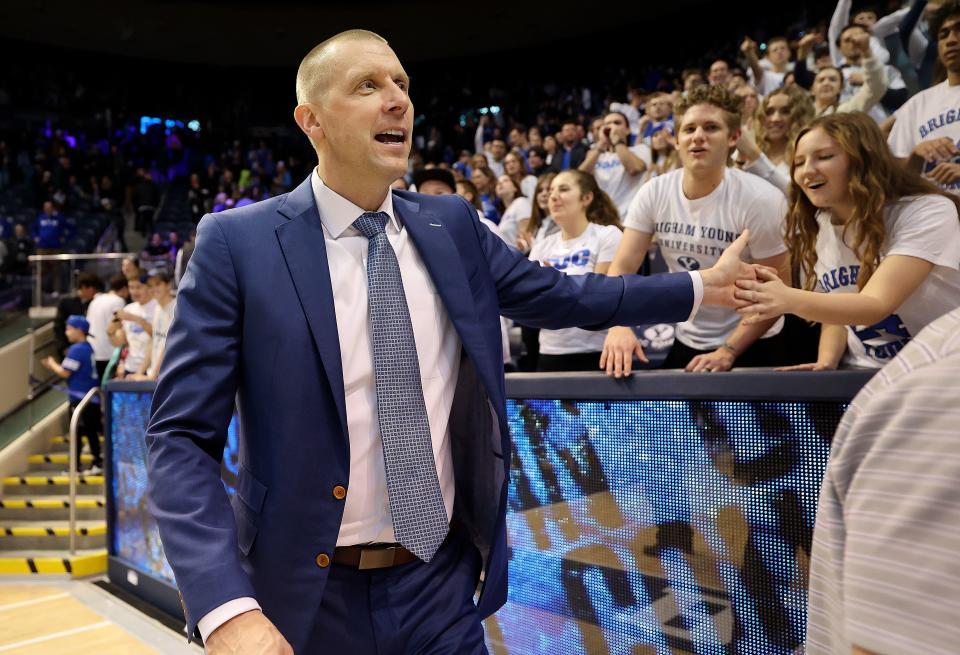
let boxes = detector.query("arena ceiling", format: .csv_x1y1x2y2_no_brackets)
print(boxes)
3,0,736,67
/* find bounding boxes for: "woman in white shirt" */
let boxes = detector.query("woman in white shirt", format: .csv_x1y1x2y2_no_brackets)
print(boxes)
495,175,533,245
529,170,623,371
736,86,815,193
737,112,960,370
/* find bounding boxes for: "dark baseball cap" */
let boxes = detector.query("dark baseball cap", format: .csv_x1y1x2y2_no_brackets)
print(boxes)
412,168,456,194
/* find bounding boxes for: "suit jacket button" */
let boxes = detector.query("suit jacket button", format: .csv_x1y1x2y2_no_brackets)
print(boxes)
332,485,347,500
316,553,330,568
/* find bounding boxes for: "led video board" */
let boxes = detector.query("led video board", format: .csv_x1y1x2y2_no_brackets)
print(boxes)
106,376,862,653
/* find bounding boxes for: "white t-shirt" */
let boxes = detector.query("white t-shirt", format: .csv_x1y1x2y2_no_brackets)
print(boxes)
754,69,787,96
520,175,537,200
841,64,904,123
497,196,533,245
535,216,560,241
122,300,156,373
624,167,787,350
593,144,653,218
889,81,960,192
149,299,177,378
529,223,623,354
813,194,960,368
86,292,127,362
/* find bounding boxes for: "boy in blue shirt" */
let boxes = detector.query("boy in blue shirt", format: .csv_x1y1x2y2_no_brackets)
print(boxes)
41,315,103,474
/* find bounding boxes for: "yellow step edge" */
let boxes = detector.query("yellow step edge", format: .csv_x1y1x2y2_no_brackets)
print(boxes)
2,476,105,485
0,550,107,576
0,499,105,509
50,436,104,443
28,454,94,464
0,524,107,537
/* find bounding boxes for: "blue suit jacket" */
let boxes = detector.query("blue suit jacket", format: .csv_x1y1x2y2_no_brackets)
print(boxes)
146,175,694,650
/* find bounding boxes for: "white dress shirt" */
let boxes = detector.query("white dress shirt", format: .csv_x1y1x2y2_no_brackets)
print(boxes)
199,172,462,639
198,171,704,639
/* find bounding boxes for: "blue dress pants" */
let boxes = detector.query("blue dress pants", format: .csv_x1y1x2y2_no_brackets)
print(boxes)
303,529,489,654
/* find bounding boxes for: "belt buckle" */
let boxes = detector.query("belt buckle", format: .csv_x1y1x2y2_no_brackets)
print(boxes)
358,546,397,570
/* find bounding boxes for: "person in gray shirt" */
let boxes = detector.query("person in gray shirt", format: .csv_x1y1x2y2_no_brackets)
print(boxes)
806,305,960,654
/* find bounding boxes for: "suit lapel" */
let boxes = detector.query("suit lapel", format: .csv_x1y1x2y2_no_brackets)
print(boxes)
396,194,503,405
275,177,348,438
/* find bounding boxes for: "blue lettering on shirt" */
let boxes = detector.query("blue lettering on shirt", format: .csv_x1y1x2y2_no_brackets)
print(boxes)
595,157,623,171
547,248,591,270
820,265,860,291
917,108,960,139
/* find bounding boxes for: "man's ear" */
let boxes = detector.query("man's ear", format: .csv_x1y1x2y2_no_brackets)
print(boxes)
294,104,324,144
729,126,742,149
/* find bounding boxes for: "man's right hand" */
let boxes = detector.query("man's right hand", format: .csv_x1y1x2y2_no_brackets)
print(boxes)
205,610,293,655
700,230,756,308
600,326,648,378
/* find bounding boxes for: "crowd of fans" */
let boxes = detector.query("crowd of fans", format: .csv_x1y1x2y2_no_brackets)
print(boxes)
5,0,960,380
403,0,960,375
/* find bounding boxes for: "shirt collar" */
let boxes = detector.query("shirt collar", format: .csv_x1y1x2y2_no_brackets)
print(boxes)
310,168,399,238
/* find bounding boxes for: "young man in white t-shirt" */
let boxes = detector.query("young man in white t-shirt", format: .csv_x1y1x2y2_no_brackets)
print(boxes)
741,36,795,96
889,2,960,192
601,84,791,376
110,274,157,378
579,111,652,218
85,274,128,380
131,271,176,380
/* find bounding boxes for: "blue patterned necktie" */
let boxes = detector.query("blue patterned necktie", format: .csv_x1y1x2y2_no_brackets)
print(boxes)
352,211,449,562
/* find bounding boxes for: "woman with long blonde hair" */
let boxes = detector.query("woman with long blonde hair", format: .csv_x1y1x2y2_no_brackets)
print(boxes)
736,111,960,370
736,85,815,192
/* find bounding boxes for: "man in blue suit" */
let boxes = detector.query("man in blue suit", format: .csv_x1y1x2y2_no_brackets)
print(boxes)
146,29,757,654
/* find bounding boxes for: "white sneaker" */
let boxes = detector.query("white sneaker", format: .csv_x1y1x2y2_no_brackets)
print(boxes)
86,465,103,476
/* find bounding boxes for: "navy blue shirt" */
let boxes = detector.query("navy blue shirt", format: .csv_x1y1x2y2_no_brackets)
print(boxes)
33,212,66,249
61,341,98,401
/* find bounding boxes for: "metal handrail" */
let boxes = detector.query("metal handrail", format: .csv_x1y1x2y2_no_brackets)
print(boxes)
68,386,100,554
29,252,138,316
28,253,136,262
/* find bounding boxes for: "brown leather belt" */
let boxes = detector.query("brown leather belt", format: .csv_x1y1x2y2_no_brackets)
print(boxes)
332,543,419,570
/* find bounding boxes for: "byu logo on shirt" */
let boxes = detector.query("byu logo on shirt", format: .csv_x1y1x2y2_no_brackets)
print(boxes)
853,314,911,361
547,248,591,271
677,256,701,271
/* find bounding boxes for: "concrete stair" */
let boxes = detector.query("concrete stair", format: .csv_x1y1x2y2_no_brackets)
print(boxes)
0,435,107,576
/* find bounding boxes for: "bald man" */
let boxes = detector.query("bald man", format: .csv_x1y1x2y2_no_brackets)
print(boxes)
146,29,757,654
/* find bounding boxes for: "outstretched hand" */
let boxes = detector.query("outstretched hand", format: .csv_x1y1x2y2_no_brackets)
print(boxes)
700,230,758,308
734,266,794,324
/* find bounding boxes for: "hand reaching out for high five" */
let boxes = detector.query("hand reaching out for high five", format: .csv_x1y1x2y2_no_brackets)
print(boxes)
700,230,761,308
734,265,793,324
